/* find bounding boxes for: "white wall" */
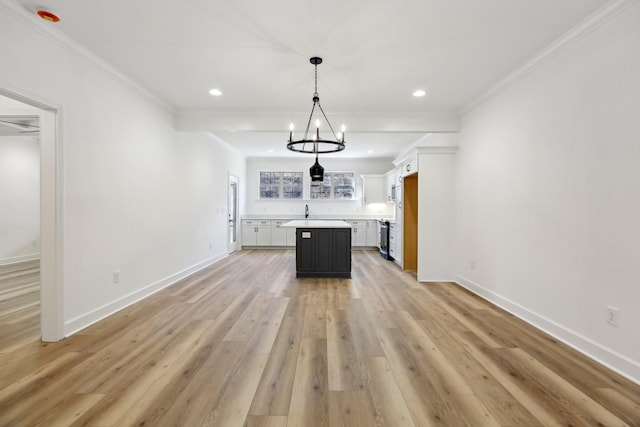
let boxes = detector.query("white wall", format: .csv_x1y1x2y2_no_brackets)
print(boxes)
0,5,244,336
455,4,640,382
244,157,395,218
417,147,457,281
0,136,39,264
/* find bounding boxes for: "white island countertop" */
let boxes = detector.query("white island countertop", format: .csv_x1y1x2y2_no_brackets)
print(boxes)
281,220,352,228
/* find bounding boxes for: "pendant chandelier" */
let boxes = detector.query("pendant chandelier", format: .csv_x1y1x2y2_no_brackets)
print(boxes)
287,57,346,181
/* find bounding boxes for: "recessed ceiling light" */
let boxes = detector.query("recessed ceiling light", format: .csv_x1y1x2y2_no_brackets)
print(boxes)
37,9,60,22
368,150,374,154
413,89,426,97
268,149,274,153
209,88,222,96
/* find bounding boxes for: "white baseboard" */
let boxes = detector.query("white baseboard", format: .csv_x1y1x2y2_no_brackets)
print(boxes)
64,252,228,336
0,253,40,266
455,275,640,385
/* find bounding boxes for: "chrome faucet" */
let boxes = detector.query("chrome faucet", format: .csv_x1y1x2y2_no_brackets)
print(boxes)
305,204,309,218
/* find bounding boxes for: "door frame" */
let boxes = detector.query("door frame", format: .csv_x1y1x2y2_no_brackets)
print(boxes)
228,174,239,254
1,88,64,341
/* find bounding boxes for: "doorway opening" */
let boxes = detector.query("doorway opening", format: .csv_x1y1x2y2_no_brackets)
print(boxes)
0,90,62,342
0,114,40,344
228,174,239,254
403,173,418,273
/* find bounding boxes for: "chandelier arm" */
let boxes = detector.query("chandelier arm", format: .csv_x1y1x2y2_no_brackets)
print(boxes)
316,102,339,141
302,102,318,140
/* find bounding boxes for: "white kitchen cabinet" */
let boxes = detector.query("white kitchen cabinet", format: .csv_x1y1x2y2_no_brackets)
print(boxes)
361,175,386,204
366,220,378,247
389,223,397,258
286,227,296,245
241,219,271,246
385,170,396,203
347,220,367,247
270,220,288,246
271,220,296,246
402,155,418,177
393,185,403,266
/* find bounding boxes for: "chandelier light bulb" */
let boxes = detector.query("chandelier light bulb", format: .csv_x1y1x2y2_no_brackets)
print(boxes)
315,119,321,128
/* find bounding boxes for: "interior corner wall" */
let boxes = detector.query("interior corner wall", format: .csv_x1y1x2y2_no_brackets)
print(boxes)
0,136,40,265
0,8,243,336
455,4,640,382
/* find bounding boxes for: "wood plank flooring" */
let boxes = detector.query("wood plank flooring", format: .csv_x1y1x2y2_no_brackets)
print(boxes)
0,250,639,426
0,260,40,356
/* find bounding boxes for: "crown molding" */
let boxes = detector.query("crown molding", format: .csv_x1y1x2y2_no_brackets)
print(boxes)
0,0,175,114
461,0,638,116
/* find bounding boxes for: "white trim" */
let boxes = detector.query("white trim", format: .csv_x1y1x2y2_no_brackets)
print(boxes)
39,107,64,341
461,0,639,116
64,253,228,336
0,1,174,114
0,254,40,266
455,274,640,385
415,146,458,155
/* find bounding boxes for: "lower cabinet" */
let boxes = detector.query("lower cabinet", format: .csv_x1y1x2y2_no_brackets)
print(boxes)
347,220,379,247
271,220,296,246
241,220,271,246
365,220,378,247
348,221,367,247
242,218,384,248
389,223,397,259
296,228,351,278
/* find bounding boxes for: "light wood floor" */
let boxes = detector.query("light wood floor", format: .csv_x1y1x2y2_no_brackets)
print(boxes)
0,260,40,355
0,250,638,426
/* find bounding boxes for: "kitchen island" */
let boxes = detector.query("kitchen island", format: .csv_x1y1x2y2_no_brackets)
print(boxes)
281,220,352,278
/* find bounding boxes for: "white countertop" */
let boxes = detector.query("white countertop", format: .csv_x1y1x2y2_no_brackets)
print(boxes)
242,214,393,221
281,220,352,228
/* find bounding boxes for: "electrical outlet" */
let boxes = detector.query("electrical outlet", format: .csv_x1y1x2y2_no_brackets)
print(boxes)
113,270,120,284
606,306,620,327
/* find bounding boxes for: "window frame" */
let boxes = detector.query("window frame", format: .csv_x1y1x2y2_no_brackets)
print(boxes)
259,171,304,200
310,171,356,200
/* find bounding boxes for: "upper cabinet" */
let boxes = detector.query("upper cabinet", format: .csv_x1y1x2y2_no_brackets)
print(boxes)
360,174,386,204
385,169,396,203
401,155,418,177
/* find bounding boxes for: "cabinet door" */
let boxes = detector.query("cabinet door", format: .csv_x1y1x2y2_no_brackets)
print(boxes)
385,172,396,202
256,226,271,246
365,221,378,246
361,175,386,204
402,156,418,177
332,228,351,273
349,221,366,246
241,225,257,246
286,227,296,246
271,220,287,246
315,229,333,272
296,229,315,272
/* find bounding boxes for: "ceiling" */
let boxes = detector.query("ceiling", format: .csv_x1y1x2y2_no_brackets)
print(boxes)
0,118,39,137
12,0,608,158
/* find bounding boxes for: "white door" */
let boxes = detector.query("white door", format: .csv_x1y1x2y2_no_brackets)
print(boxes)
228,175,239,253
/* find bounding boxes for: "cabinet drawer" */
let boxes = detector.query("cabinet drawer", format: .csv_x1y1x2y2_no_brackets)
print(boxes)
242,219,270,226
